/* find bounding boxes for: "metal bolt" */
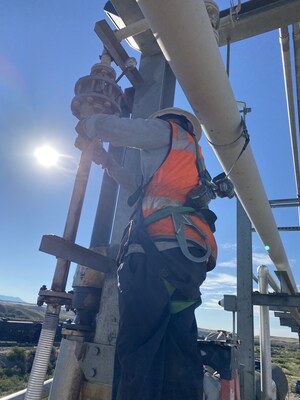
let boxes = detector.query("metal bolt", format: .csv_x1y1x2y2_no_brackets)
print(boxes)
93,346,100,356
125,57,137,70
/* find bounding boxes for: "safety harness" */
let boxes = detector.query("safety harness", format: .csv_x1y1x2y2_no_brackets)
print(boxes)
127,122,217,264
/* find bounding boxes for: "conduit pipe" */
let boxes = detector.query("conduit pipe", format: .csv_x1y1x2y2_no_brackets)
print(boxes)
136,0,297,290
280,26,300,224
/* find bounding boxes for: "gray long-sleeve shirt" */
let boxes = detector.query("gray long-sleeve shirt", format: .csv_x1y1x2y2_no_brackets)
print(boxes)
82,113,213,256
84,114,174,192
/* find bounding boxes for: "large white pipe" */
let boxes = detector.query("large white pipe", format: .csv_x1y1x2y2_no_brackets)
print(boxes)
136,0,297,290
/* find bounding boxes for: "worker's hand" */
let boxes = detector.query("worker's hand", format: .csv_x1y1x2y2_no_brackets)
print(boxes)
75,115,99,139
94,145,114,169
74,128,114,169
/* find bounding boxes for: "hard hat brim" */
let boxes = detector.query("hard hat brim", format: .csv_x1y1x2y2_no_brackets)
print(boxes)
149,107,202,140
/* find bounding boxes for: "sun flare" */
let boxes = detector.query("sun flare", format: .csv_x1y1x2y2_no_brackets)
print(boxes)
34,145,59,167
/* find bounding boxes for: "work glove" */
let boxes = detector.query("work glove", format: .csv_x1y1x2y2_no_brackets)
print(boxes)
75,128,114,170
75,114,99,139
93,145,114,169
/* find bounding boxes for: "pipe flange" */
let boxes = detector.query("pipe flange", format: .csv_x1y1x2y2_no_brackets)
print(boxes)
71,62,124,119
37,289,73,306
91,63,116,80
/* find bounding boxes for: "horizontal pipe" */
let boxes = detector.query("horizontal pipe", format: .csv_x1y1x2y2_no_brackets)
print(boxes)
0,379,52,400
270,204,299,208
136,0,297,291
269,198,300,204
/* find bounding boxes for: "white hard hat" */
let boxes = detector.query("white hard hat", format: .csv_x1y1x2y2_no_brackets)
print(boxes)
149,107,202,140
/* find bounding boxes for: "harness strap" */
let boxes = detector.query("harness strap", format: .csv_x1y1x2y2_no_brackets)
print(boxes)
172,213,211,263
143,205,212,263
143,206,195,227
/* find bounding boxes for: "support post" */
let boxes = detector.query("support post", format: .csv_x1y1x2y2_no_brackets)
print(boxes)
258,265,273,400
236,200,255,400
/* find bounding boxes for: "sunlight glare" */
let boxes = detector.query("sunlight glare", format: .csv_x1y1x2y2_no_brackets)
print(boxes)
34,145,59,167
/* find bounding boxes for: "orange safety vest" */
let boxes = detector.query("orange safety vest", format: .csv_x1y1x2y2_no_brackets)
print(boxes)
142,122,217,270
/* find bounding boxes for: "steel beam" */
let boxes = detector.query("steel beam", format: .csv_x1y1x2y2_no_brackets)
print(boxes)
94,20,143,87
107,0,300,54
252,293,300,307
108,0,160,55
219,0,300,46
39,235,115,273
110,53,176,248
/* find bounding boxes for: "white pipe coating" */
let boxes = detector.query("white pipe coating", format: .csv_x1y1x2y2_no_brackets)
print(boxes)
136,0,297,290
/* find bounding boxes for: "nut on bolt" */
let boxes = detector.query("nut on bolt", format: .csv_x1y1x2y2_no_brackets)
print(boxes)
90,368,97,378
93,346,100,356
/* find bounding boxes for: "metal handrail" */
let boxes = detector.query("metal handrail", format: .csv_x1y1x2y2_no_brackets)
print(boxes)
0,379,52,400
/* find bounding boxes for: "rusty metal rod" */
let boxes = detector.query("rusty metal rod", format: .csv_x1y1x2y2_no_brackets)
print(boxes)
51,140,95,291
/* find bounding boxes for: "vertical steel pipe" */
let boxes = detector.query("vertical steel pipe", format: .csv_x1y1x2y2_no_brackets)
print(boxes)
236,201,256,400
293,23,300,223
51,142,95,291
280,26,300,224
49,337,84,400
26,142,95,400
258,265,273,400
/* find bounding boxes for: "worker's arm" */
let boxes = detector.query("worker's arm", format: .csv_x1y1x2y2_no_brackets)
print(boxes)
105,155,139,194
76,114,171,149
75,113,171,192
91,145,138,193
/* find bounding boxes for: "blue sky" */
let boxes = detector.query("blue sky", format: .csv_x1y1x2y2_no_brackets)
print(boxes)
1,1,299,338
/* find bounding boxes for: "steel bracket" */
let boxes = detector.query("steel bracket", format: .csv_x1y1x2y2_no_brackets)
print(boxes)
39,235,116,273
94,19,143,88
222,294,238,312
80,342,115,384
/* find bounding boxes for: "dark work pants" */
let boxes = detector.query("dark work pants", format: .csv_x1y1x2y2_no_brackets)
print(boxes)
112,244,207,400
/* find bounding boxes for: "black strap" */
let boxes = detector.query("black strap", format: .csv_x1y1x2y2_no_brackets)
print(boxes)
207,117,250,177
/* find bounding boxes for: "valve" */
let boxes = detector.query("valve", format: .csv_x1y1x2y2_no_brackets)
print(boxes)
71,52,124,120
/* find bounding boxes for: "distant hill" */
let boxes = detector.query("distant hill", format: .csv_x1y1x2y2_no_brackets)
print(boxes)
0,295,25,303
0,300,73,322
0,302,45,321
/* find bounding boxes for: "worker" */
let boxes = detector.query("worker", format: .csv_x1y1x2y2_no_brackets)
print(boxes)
76,108,231,400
